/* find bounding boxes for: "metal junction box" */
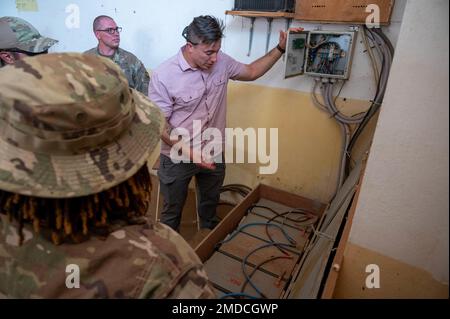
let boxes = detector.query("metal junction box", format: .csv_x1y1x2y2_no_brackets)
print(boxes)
284,30,357,80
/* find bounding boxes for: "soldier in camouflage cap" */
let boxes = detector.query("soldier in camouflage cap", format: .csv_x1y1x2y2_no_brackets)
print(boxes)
0,16,57,67
85,15,150,95
0,53,216,298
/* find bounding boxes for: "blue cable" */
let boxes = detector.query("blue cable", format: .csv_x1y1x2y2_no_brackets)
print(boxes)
219,292,259,299
242,242,295,298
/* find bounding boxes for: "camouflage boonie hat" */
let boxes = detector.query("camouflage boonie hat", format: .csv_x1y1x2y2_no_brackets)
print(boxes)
0,16,58,53
0,53,163,198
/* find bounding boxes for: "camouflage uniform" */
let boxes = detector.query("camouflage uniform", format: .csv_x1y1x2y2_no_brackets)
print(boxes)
0,16,57,67
0,215,215,298
85,47,150,95
0,53,216,298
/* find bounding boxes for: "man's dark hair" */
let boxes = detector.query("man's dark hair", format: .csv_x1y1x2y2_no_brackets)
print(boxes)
93,15,114,32
182,15,224,45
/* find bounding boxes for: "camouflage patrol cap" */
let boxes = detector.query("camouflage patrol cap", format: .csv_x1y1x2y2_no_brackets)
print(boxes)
0,16,58,53
0,53,163,198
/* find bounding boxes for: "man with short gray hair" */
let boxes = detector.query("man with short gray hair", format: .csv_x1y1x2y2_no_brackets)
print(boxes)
85,15,150,95
0,16,57,67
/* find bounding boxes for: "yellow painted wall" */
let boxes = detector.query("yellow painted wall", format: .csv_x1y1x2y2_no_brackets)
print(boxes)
224,81,372,204
334,243,449,298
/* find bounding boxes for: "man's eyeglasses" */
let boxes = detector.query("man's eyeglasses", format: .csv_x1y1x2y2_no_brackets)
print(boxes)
96,27,122,35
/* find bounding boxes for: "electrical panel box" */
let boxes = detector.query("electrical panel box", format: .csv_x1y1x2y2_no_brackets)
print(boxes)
284,30,356,80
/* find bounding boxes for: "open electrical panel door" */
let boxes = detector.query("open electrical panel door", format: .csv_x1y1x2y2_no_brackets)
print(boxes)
285,30,309,78
285,30,357,80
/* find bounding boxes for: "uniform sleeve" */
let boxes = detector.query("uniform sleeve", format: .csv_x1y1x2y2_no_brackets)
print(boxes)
134,61,150,96
148,72,173,118
221,52,245,80
165,265,217,299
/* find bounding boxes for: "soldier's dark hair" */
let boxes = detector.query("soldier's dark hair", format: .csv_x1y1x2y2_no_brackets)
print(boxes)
182,15,224,45
0,165,152,245
93,15,114,32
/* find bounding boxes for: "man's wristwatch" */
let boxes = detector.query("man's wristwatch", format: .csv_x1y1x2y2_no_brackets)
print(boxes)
276,44,286,54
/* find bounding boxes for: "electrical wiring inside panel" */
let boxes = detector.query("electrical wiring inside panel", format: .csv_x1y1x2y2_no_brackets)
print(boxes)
305,32,355,79
285,30,356,80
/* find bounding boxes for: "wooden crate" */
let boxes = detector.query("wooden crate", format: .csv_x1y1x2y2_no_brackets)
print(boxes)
294,0,395,24
195,184,326,298
195,183,326,261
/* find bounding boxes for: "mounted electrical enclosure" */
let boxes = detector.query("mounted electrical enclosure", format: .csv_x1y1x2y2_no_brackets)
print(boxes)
284,30,356,80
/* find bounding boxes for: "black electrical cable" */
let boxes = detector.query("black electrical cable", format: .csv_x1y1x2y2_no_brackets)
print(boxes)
220,185,251,198
373,27,395,56
333,80,346,104
220,188,247,198
218,184,252,220
248,205,314,225
224,184,252,192
248,205,317,255
218,224,296,298
265,210,317,255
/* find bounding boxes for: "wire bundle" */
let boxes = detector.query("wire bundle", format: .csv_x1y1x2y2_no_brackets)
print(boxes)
311,42,343,75
311,27,394,198
217,204,317,299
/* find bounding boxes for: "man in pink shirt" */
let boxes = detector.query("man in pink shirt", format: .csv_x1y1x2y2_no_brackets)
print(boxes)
149,15,292,231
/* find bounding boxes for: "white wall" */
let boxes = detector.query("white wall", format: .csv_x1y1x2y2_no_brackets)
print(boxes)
349,0,449,283
0,0,406,101
0,0,234,68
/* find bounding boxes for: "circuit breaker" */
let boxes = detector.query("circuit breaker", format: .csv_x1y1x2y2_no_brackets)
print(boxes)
284,30,356,80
